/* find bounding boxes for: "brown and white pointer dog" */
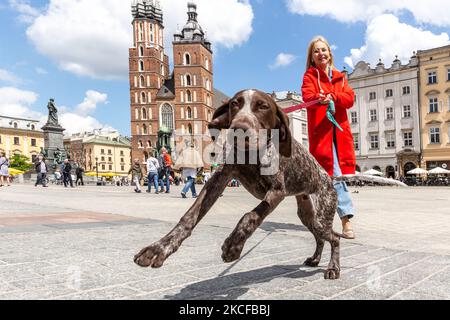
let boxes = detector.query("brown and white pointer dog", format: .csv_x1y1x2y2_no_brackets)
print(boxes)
134,89,405,279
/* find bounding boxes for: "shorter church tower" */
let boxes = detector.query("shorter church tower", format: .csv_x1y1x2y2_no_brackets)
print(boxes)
173,2,214,146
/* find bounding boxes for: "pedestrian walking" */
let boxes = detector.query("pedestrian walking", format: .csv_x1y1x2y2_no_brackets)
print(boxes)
146,153,160,194
158,147,172,193
128,159,143,193
180,166,200,198
75,166,85,186
173,144,204,199
34,154,48,187
0,152,11,187
62,159,74,188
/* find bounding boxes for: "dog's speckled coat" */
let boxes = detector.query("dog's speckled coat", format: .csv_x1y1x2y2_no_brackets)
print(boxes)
134,89,341,279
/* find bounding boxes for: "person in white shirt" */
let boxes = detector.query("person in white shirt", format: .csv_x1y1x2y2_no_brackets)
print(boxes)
146,154,160,194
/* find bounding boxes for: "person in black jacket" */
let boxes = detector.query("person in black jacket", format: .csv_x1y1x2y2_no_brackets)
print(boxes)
34,154,48,187
62,159,74,188
75,166,84,186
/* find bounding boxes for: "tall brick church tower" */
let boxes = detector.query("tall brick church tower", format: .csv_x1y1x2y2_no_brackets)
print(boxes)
129,0,170,161
129,0,214,164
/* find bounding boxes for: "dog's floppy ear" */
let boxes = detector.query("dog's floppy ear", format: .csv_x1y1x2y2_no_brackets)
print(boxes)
208,100,231,129
275,105,292,157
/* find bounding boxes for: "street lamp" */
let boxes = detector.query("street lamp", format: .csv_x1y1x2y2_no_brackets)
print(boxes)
95,156,99,181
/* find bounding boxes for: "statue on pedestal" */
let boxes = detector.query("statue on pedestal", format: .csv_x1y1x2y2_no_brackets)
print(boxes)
46,98,59,126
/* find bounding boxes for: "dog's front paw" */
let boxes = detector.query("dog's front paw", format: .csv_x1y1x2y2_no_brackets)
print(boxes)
324,267,340,280
134,242,170,268
304,257,320,267
221,237,244,263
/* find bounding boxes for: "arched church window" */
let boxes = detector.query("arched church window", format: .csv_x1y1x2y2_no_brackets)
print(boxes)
161,104,174,130
186,90,192,102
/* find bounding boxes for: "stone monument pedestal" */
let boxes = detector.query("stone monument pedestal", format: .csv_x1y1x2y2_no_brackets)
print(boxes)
42,123,66,173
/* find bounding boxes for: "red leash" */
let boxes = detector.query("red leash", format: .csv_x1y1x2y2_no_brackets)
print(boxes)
282,99,320,114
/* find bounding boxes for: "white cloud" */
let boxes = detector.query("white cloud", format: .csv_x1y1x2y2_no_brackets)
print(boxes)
75,90,108,116
269,53,296,69
0,69,21,85
0,87,41,120
21,0,254,80
286,1,450,69
61,90,113,135
35,67,48,75
0,87,114,135
8,0,40,23
344,14,450,68
286,0,450,26
59,113,115,136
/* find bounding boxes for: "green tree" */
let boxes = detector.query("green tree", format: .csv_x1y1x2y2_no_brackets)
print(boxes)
9,154,33,172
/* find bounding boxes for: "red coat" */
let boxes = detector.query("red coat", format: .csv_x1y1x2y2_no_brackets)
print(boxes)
301,67,356,176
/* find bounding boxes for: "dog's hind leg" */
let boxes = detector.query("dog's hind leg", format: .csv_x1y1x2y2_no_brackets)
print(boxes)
296,195,324,267
296,192,341,280
221,190,284,263
134,166,232,268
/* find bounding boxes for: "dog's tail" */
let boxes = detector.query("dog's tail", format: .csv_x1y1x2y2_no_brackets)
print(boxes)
333,174,407,187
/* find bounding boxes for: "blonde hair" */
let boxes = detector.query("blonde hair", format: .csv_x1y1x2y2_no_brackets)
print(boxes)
306,35,335,70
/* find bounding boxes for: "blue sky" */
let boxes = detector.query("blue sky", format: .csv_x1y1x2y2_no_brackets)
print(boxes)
1,0,449,136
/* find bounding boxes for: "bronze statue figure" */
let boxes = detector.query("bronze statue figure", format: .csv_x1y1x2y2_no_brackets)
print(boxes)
47,98,59,126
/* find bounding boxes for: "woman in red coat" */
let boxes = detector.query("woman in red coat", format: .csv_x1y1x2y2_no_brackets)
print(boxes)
301,35,356,239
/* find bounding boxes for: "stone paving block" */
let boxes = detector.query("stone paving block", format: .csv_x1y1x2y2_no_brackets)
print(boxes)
0,270,42,284
0,281,22,295
0,285,78,300
281,267,330,283
8,274,75,293
294,251,432,298
126,273,200,293
424,255,450,266
77,272,149,291
0,261,55,275
271,289,325,300
393,290,448,300
426,266,450,283
245,275,309,296
133,287,205,300
381,260,448,284
57,286,142,300
194,287,266,300
185,265,237,280
406,279,450,299
176,274,249,295
330,280,411,300
228,265,294,284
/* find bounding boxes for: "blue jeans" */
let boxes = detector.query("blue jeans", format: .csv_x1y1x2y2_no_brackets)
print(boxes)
147,172,159,192
182,177,197,197
333,144,354,219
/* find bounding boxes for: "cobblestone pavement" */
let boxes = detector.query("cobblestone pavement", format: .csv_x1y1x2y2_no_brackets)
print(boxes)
0,184,449,300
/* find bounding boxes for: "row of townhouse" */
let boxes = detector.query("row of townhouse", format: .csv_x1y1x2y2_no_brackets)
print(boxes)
347,45,450,177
